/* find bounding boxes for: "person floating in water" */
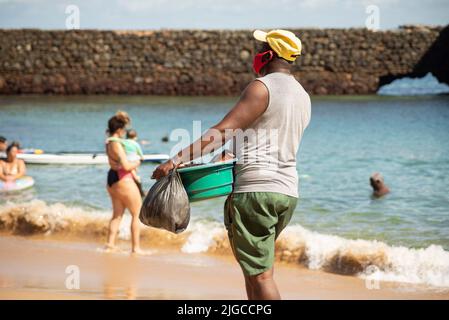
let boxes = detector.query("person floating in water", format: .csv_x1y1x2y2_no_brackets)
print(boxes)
370,172,390,198
0,142,27,183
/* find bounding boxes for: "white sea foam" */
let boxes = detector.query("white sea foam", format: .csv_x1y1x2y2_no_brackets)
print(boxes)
359,244,449,287
1,200,448,288
181,220,224,253
279,225,449,288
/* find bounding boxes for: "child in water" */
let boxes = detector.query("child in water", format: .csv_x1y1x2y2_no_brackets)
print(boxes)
122,129,145,196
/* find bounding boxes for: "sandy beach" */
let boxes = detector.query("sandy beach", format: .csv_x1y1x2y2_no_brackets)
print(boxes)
1,0,449,305
0,236,447,300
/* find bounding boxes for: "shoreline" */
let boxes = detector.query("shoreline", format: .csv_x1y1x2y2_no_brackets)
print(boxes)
0,236,448,300
1,198,449,290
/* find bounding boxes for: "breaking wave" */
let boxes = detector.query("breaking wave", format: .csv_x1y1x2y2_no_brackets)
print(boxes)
275,226,449,288
1,200,448,288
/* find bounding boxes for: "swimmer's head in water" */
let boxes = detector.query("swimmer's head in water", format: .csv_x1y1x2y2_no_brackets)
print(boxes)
370,172,384,191
370,172,390,198
107,111,130,137
369,172,384,188
126,129,138,140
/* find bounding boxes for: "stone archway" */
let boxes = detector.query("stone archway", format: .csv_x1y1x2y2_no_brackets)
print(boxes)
377,25,449,91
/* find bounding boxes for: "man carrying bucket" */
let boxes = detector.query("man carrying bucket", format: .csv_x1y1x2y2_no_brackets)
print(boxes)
153,29,311,300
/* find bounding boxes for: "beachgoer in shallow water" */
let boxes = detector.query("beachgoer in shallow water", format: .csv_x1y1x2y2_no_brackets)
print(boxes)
370,172,390,198
108,128,145,197
105,111,143,254
0,142,26,183
153,29,310,300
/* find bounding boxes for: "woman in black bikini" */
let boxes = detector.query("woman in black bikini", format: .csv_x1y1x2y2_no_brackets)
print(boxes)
105,111,143,254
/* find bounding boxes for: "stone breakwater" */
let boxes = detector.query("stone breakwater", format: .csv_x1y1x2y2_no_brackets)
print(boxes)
0,26,447,95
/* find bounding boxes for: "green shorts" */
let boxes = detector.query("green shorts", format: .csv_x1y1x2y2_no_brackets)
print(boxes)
224,192,298,276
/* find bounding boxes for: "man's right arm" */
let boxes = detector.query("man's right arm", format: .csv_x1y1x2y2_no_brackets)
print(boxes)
173,80,269,163
152,80,269,179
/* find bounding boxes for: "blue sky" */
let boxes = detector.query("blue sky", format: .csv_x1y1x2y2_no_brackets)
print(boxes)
0,0,448,30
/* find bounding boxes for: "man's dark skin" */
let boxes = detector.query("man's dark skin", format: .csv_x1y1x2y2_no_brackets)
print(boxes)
152,43,294,300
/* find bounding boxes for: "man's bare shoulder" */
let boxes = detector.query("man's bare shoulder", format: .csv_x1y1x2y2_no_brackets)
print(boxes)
244,79,269,100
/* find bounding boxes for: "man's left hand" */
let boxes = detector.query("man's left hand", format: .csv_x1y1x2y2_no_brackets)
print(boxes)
151,160,175,180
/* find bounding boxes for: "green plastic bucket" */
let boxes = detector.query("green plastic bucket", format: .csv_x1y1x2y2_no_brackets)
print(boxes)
177,160,235,202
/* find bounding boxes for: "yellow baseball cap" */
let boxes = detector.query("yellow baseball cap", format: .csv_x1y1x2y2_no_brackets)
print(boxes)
253,29,302,62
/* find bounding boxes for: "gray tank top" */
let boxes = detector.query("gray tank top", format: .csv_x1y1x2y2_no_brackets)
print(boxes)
233,72,311,198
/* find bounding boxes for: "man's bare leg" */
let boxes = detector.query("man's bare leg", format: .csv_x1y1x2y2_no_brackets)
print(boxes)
247,268,280,300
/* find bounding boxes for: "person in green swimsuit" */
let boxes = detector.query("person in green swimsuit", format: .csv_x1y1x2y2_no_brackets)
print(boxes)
125,129,145,196
124,129,144,158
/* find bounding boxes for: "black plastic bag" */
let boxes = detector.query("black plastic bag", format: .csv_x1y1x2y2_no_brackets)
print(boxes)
139,169,190,234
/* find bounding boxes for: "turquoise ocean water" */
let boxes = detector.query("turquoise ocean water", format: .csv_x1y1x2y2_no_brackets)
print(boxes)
1,93,449,287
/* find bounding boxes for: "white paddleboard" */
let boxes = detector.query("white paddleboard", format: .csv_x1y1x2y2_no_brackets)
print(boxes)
0,176,35,193
17,153,169,165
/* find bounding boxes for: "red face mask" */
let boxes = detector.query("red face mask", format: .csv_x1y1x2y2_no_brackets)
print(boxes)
252,50,274,75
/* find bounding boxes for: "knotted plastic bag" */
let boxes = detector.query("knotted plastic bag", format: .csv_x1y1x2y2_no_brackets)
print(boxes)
139,169,190,234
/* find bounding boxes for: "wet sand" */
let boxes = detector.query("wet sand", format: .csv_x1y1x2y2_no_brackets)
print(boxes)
0,236,448,300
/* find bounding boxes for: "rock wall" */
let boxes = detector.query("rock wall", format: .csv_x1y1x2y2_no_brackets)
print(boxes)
0,26,447,95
